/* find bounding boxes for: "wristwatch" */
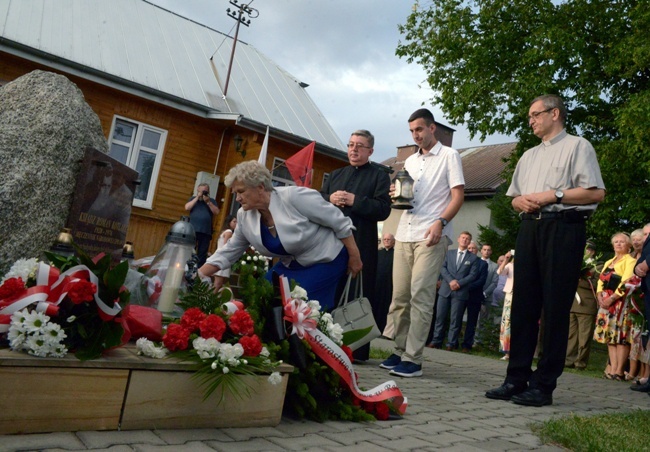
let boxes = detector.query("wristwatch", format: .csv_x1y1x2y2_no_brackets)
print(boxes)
435,217,449,227
554,189,564,204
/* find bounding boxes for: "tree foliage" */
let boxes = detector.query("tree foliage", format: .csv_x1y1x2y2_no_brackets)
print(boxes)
397,0,650,251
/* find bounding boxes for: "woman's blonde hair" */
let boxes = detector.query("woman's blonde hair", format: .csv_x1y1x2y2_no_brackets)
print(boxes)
224,160,273,191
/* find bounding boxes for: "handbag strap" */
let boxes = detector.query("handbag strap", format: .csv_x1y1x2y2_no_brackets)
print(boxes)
336,271,363,308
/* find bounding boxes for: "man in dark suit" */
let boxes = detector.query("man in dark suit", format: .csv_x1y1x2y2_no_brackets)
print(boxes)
461,241,488,352
321,129,391,361
474,244,500,346
430,231,479,350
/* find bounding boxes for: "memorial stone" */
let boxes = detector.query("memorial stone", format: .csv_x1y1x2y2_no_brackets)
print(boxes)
0,70,109,274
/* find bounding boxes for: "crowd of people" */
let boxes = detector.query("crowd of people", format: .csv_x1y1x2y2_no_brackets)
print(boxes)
189,94,649,408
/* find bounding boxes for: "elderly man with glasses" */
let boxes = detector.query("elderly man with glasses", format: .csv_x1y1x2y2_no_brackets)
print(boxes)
321,129,391,362
485,94,605,407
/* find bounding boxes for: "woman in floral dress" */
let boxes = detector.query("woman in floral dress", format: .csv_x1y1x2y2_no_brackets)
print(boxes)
498,251,514,360
593,232,637,380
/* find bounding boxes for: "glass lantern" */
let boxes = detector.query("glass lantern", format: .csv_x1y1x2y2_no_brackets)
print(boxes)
121,241,135,267
50,228,75,257
391,169,415,210
145,216,196,315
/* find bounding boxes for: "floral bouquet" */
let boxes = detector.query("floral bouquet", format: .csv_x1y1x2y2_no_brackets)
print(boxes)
278,278,406,421
625,276,646,329
0,250,130,360
136,281,282,402
231,246,272,277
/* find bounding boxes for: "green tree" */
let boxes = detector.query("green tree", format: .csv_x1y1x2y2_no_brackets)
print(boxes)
397,0,650,250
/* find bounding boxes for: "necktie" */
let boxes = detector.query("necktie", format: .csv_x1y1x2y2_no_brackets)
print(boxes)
457,251,464,267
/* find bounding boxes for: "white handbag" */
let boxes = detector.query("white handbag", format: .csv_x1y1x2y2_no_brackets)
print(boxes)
331,272,381,351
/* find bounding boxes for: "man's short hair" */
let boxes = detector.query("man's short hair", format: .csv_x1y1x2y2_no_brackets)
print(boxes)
351,129,375,148
531,94,567,126
408,108,435,125
459,231,472,239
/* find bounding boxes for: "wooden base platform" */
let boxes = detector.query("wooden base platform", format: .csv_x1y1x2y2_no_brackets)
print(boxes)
0,346,292,434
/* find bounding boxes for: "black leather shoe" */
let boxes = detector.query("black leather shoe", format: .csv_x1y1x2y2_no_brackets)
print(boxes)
511,388,553,407
631,381,650,392
485,383,526,401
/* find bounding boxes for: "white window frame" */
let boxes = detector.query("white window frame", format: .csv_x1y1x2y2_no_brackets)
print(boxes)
107,116,167,209
270,157,296,187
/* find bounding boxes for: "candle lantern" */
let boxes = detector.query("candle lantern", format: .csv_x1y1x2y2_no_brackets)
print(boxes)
50,228,75,257
146,216,196,315
121,241,135,267
391,169,415,210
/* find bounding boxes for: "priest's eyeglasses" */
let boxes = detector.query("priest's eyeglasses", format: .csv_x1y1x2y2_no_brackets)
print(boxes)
527,108,554,121
347,143,371,150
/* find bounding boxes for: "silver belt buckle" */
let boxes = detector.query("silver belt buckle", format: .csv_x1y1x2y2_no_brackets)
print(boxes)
534,211,543,220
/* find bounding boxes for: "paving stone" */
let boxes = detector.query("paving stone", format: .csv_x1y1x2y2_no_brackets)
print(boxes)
76,431,166,449
207,438,284,452
318,429,383,445
219,426,288,441
153,429,232,444
44,447,133,452
266,433,343,450
133,442,216,452
0,432,86,451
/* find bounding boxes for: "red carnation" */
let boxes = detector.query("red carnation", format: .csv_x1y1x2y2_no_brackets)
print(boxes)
374,402,390,420
200,314,227,341
229,310,254,336
180,307,207,333
0,277,26,300
67,280,97,304
163,323,191,351
239,334,263,357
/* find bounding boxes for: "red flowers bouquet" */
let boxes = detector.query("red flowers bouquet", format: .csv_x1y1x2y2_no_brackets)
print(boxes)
0,250,131,360
136,285,281,402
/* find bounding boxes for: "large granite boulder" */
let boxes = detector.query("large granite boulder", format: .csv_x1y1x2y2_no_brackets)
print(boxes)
0,70,109,274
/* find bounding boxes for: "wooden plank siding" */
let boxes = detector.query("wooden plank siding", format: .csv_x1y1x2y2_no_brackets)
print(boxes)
0,52,348,259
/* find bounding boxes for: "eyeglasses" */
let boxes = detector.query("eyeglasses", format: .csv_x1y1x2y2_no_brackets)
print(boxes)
347,143,371,150
527,108,554,121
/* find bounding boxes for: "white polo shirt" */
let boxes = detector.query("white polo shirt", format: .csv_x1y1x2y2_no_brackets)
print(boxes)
395,141,465,243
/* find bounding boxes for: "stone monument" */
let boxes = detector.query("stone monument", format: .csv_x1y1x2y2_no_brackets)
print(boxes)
0,70,109,274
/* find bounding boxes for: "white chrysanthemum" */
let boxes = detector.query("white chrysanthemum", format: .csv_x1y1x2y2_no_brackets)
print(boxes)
253,255,259,261
320,312,333,324
227,358,240,367
22,311,49,334
222,367,230,374
7,328,26,350
42,322,66,344
246,256,252,261
49,344,68,358
268,372,282,385
307,300,321,320
211,361,218,370
10,311,27,332
260,346,270,357
252,266,258,272
219,343,244,361
193,337,220,359
240,261,247,266
25,334,47,356
66,315,76,323
135,337,169,359
2,258,39,283
326,322,344,344
290,286,308,301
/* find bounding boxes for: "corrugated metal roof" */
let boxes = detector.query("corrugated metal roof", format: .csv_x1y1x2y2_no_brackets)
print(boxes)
0,0,344,150
460,142,517,195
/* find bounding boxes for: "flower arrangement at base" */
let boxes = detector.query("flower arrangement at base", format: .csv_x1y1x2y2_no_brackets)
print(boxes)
135,281,282,403
277,279,406,422
0,249,132,361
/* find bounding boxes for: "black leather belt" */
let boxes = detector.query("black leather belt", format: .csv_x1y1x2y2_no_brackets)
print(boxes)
519,210,593,221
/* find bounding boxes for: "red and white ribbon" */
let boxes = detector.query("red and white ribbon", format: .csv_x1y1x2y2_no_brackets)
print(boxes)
279,275,407,414
0,262,122,332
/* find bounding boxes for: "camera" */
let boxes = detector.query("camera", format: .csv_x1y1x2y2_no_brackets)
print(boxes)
202,190,209,197
510,249,515,257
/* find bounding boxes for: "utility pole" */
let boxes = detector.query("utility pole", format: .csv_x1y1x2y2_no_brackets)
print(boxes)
223,0,258,98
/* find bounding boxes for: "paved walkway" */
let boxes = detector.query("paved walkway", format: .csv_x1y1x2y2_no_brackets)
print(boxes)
2,338,648,451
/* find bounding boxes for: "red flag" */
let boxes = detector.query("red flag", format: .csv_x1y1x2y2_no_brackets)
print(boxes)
285,141,315,187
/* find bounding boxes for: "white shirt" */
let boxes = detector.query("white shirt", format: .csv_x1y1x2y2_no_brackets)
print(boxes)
395,142,465,243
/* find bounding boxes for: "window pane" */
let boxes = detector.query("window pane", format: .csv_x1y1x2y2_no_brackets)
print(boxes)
113,120,135,143
134,150,156,201
109,143,129,164
272,164,292,181
141,129,161,149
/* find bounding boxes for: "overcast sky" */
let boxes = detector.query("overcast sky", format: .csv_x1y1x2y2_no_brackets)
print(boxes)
147,0,514,163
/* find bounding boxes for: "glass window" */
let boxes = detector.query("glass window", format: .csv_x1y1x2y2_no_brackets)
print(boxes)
271,157,295,187
107,116,167,209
